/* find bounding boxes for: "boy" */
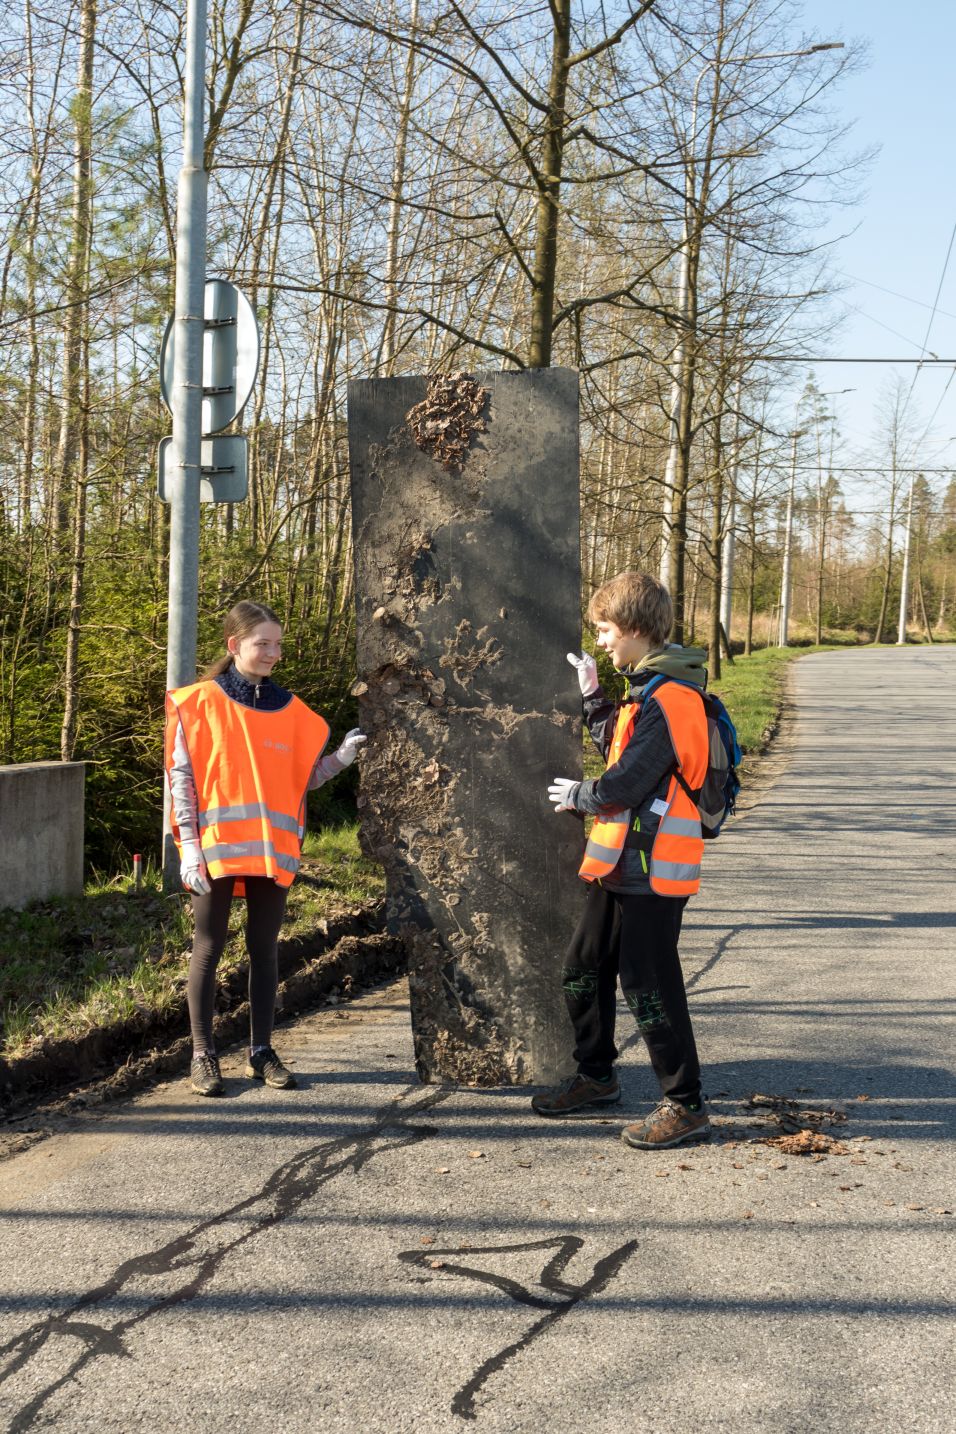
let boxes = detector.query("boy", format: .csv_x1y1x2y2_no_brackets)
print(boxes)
532,570,712,1149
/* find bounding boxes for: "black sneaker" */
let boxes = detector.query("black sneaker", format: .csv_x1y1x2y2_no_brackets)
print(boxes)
190,1053,224,1097
245,1046,296,1089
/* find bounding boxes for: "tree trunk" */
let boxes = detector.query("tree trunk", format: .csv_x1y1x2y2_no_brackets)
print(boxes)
51,0,96,540
527,0,570,368
380,0,419,373
872,470,897,644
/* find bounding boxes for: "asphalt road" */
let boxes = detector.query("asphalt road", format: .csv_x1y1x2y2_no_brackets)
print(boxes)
1,648,954,1433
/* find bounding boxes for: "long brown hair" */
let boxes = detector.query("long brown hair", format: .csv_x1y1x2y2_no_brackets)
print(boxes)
204,600,282,678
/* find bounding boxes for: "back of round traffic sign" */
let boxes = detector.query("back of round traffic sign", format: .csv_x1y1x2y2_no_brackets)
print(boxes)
160,278,260,435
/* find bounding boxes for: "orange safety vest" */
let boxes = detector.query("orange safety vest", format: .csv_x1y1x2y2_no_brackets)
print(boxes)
578,680,709,897
165,680,330,889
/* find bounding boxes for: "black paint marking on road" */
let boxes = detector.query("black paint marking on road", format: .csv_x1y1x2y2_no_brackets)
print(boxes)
398,1235,638,1420
685,928,739,992
0,1086,449,1433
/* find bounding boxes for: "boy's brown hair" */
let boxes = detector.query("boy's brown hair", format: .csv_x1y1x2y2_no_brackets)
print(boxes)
587,570,673,647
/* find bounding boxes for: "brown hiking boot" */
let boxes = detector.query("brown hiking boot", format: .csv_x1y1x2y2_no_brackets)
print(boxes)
531,1072,621,1118
621,1097,710,1149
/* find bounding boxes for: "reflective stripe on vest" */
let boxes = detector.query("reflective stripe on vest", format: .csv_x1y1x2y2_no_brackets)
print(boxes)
202,841,300,875
578,682,709,896
578,702,638,881
165,680,330,889
198,803,303,838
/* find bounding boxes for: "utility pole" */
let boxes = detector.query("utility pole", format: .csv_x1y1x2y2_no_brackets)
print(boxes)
896,472,916,645
778,429,799,647
163,0,208,878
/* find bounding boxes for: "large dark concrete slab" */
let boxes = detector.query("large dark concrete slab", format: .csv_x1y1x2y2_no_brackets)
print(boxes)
347,369,583,1085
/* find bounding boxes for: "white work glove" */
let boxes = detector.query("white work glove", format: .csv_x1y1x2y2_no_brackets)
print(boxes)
334,728,367,767
566,651,599,697
548,777,579,813
180,840,211,895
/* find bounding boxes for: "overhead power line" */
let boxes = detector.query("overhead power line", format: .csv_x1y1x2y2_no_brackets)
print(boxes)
840,271,956,323
790,466,956,474
757,356,956,364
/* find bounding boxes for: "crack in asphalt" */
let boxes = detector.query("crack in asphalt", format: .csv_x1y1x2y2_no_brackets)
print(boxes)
0,1085,449,1432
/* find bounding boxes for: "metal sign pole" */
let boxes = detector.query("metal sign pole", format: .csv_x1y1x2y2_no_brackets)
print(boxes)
163,0,208,882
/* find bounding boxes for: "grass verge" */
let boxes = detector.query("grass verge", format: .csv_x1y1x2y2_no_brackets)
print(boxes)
0,823,384,1065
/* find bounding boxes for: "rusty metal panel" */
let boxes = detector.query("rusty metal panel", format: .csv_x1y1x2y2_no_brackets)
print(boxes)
347,369,583,1085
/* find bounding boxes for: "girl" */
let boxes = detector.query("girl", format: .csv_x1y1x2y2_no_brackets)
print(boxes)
165,600,365,1096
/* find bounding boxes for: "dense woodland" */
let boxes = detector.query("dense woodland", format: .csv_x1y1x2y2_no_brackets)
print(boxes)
1,0,954,867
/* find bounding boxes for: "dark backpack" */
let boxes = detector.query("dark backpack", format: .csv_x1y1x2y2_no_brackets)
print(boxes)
644,676,742,839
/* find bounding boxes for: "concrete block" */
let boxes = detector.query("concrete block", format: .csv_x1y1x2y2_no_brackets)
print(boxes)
348,369,583,1086
0,762,86,909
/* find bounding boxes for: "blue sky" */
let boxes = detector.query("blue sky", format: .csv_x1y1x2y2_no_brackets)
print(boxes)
790,0,956,498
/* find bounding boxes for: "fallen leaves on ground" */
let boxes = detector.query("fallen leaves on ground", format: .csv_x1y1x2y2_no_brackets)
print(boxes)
761,1129,849,1156
744,1092,847,1133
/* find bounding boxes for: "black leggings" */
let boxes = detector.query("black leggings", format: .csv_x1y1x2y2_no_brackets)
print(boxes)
561,882,701,1105
187,876,288,1052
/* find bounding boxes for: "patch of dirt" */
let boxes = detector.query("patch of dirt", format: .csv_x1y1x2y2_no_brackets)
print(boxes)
732,676,798,819
742,1091,848,1133
405,927,522,1086
0,903,399,1132
439,618,502,685
406,371,490,472
760,1129,850,1156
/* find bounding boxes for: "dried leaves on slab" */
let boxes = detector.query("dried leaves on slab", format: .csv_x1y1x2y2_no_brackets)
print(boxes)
406,371,490,472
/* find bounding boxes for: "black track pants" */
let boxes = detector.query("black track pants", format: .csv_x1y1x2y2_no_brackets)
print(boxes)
187,876,288,1052
561,881,702,1105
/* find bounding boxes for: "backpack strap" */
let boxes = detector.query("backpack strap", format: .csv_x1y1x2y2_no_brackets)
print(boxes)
672,766,704,804
637,673,669,702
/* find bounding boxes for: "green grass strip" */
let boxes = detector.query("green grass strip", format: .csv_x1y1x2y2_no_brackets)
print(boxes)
0,824,384,1063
